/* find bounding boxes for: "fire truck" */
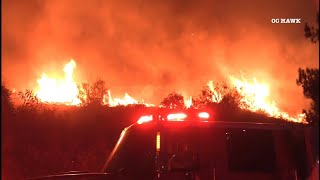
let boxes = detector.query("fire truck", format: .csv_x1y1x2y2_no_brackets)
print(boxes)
101,109,318,180
30,109,318,180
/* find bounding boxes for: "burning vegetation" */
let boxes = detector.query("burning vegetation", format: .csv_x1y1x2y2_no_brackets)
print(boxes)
28,59,307,123
2,0,318,179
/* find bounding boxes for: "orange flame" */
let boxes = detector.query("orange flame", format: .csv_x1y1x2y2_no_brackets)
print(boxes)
108,90,137,106
186,77,306,123
36,59,81,105
207,80,223,103
33,59,306,123
107,90,155,107
35,59,154,107
184,96,193,108
228,76,306,123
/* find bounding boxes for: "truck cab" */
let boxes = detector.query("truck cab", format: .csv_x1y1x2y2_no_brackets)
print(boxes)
102,109,317,180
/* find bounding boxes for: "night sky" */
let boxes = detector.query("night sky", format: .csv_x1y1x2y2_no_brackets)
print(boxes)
2,0,319,114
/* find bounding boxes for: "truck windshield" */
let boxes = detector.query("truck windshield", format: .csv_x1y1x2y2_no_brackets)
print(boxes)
104,126,156,179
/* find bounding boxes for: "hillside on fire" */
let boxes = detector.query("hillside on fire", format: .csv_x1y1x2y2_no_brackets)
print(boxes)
2,0,319,179
1,75,316,179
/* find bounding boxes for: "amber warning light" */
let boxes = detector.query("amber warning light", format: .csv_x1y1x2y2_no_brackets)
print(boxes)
156,132,160,153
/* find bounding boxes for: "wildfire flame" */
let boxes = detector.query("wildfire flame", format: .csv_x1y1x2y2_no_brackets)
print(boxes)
36,59,81,105
107,91,155,107
228,76,306,123
184,96,193,108
34,59,305,123
189,77,306,123
35,59,153,107
207,81,223,103
108,90,137,106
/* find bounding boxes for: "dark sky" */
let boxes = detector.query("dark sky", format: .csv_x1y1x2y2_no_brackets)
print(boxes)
2,0,319,114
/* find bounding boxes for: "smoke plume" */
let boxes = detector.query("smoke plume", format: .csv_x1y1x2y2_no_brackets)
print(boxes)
2,0,319,114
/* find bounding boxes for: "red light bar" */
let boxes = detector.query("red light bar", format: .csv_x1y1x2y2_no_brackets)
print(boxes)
167,113,187,121
137,115,153,124
198,112,209,119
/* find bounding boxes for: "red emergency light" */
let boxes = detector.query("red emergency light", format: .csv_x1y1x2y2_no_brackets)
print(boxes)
198,112,210,119
167,113,187,121
137,111,211,124
137,115,153,124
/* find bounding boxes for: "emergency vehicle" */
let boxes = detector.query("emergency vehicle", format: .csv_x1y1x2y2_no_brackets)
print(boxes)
30,109,318,180
102,109,318,180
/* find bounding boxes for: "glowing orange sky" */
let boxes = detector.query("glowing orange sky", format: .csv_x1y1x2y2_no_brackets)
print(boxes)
2,0,319,115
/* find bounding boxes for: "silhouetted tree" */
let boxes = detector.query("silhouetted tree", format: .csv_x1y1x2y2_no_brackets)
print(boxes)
192,82,226,108
304,12,319,43
296,68,319,125
191,86,214,109
17,89,46,112
192,82,244,110
298,13,319,125
1,82,14,113
220,87,244,110
298,13,319,177
78,79,108,106
160,92,185,109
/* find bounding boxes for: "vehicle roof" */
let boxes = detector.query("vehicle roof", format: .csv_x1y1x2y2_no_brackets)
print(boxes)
125,120,308,132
